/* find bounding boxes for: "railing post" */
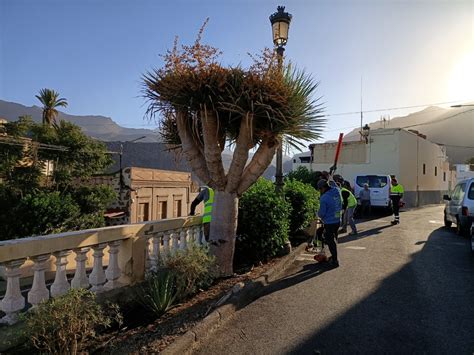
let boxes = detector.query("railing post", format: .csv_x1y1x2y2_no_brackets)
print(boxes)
28,254,51,306
163,231,171,258
180,228,187,251
150,232,162,271
0,259,26,325
51,250,71,297
89,243,107,292
193,226,201,245
71,248,90,289
200,224,207,246
105,240,122,290
171,229,179,254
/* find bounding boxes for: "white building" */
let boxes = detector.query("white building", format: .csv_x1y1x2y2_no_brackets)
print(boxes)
292,128,455,207
453,164,474,182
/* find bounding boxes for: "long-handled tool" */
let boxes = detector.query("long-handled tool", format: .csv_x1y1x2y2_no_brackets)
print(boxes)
329,133,344,177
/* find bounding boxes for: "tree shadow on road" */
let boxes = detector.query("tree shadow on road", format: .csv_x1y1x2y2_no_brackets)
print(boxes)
286,226,474,354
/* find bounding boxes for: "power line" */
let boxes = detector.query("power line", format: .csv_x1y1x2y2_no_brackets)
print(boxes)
324,99,473,117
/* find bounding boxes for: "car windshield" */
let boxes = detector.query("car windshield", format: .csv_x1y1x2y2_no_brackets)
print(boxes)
356,176,388,188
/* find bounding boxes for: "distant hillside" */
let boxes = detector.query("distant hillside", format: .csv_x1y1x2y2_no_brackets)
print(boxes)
344,104,474,164
0,99,158,142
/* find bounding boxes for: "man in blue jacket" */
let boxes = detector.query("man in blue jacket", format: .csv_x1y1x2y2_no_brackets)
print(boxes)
317,179,342,267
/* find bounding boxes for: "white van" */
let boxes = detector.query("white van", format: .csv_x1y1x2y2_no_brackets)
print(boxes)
354,175,392,209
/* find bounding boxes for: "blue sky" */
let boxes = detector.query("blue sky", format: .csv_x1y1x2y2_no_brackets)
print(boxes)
1,0,473,141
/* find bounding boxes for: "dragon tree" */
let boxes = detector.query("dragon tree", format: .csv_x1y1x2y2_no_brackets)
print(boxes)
142,23,325,276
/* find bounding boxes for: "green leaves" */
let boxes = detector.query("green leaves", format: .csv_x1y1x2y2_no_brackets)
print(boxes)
35,88,68,126
236,178,291,265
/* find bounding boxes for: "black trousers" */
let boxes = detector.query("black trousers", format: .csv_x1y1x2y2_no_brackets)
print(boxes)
391,196,401,220
324,223,340,261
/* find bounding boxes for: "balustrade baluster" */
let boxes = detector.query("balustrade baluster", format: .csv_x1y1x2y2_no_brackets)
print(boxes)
185,227,193,247
179,228,187,250
28,254,51,306
51,250,71,297
71,248,90,289
89,243,107,292
200,224,207,246
150,233,162,270
162,231,171,258
104,241,122,290
171,229,179,253
0,259,26,325
193,226,201,245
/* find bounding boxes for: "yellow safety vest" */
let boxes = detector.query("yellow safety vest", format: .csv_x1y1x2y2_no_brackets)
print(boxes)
341,187,357,208
390,184,404,196
202,188,214,223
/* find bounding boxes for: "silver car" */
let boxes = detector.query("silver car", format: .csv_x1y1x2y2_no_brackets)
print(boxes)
444,178,474,236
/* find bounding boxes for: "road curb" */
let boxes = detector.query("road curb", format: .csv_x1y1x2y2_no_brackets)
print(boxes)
162,243,307,355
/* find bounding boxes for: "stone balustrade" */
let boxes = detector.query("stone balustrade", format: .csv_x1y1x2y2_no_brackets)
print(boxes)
0,216,204,325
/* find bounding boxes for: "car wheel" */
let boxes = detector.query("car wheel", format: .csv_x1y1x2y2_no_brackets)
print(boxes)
456,217,468,237
444,213,452,228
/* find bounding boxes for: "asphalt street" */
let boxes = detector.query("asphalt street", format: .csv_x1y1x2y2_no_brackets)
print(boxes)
193,206,474,355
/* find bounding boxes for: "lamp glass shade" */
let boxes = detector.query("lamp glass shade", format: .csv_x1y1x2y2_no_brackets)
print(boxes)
272,21,289,46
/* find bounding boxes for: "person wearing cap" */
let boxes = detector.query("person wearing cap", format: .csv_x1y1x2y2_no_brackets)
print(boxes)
358,183,371,217
390,178,404,225
190,186,214,241
317,179,342,267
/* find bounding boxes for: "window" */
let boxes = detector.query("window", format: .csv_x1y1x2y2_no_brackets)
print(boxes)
452,183,466,201
299,156,311,163
356,175,388,188
467,183,474,200
423,164,426,175
173,199,182,217
158,201,167,219
137,202,150,222
443,172,446,182
434,166,437,176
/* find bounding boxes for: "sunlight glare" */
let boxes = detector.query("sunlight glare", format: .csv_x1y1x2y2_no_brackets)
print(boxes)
447,49,474,101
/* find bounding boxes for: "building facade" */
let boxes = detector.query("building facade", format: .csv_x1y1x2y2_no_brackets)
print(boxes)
293,128,455,207
90,167,201,225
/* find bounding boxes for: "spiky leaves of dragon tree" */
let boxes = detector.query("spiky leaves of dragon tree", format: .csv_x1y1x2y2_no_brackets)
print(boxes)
35,88,68,126
142,23,325,275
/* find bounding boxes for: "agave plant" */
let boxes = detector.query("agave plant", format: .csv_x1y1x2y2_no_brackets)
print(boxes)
142,22,325,276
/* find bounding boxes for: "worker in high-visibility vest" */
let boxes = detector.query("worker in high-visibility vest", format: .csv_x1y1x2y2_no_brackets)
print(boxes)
339,184,358,235
390,178,404,225
190,186,214,240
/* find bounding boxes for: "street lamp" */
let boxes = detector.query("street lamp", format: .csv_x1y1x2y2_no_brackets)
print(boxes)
270,5,292,193
361,124,370,144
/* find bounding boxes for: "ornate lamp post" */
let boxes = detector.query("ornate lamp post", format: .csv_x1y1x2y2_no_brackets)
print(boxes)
361,124,370,144
270,5,292,192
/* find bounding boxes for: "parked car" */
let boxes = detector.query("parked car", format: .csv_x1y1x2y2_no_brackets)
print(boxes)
354,174,392,211
443,178,474,236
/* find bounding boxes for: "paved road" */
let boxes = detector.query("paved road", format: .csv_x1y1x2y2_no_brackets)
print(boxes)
193,206,474,354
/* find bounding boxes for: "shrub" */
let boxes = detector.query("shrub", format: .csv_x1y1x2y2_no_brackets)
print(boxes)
286,166,322,189
140,269,178,317
165,245,217,299
235,178,291,266
24,289,122,355
284,179,320,235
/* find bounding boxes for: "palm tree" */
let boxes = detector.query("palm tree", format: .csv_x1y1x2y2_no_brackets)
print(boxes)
35,88,68,126
143,31,325,276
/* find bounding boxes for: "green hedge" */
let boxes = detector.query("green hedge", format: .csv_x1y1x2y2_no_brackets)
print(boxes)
284,179,320,235
235,178,291,266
